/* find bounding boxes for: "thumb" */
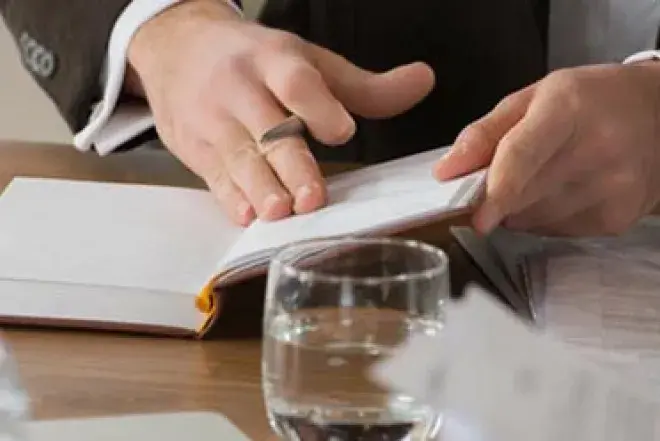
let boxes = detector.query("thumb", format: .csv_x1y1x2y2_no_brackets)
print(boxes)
309,44,435,119
433,85,535,181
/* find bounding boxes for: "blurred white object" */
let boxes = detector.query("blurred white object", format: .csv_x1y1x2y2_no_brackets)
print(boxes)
26,412,250,441
440,412,487,441
0,338,30,440
373,286,660,441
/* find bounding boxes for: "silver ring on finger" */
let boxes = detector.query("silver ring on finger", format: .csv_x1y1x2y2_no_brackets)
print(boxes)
259,115,307,145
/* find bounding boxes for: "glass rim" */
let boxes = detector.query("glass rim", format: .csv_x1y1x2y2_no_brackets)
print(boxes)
270,235,449,285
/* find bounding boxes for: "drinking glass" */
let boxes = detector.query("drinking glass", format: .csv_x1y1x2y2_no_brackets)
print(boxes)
262,237,450,441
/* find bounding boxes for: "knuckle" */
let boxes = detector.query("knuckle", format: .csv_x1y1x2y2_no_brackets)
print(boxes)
214,52,253,77
592,122,618,144
226,142,259,166
547,70,583,114
206,171,231,198
275,63,321,104
495,91,524,111
500,132,536,169
608,169,637,192
591,124,624,161
260,31,304,55
458,120,494,149
197,153,233,196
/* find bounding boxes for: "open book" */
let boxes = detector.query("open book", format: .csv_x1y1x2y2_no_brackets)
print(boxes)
0,146,485,338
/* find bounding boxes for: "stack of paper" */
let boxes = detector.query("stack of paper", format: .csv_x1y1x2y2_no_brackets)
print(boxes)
450,217,660,384
522,217,660,383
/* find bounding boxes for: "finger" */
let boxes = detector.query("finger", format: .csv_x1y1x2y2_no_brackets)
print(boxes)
309,44,435,119
228,74,327,214
165,136,255,226
204,156,256,226
504,178,608,231
497,134,610,217
261,138,327,214
433,85,535,181
207,118,294,221
472,92,578,234
261,55,356,145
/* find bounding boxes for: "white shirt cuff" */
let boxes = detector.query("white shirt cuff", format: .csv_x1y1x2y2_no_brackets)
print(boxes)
73,0,243,156
623,50,660,64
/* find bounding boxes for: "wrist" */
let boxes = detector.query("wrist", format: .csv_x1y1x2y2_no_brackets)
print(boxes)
126,0,242,92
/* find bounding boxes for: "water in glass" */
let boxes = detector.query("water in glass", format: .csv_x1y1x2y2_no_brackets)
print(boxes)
262,237,449,441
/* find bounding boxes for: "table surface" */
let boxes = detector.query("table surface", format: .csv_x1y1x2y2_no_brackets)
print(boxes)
0,140,656,440
0,141,274,439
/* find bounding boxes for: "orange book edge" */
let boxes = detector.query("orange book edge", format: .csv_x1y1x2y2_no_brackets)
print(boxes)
195,275,222,338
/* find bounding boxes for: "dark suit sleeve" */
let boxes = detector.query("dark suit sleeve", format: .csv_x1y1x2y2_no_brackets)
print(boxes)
0,0,132,133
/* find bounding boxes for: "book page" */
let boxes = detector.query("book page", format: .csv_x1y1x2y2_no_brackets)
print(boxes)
0,178,242,295
219,147,485,269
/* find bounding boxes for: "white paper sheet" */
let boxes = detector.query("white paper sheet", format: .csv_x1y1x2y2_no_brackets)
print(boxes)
0,177,240,294
220,149,485,268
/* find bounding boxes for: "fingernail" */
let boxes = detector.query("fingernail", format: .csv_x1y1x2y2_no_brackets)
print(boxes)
264,194,282,212
296,185,313,202
294,183,324,213
432,161,448,180
439,138,467,163
434,145,462,180
237,201,252,219
339,117,357,141
450,138,470,157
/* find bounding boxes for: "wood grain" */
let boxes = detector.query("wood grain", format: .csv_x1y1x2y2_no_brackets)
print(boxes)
7,330,271,438
0,142,271,437
0,141,465,440
0,140,653,440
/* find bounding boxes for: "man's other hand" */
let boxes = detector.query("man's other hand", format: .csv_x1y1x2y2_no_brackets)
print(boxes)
126,0,435,225
434,62,660,237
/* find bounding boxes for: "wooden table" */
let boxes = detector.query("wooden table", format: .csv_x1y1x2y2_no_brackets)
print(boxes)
0,141,268,438
0,141,491,440
0,141,655,440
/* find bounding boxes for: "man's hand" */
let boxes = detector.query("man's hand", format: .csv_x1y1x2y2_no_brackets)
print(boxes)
434,62,660,237
127,0,435,226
